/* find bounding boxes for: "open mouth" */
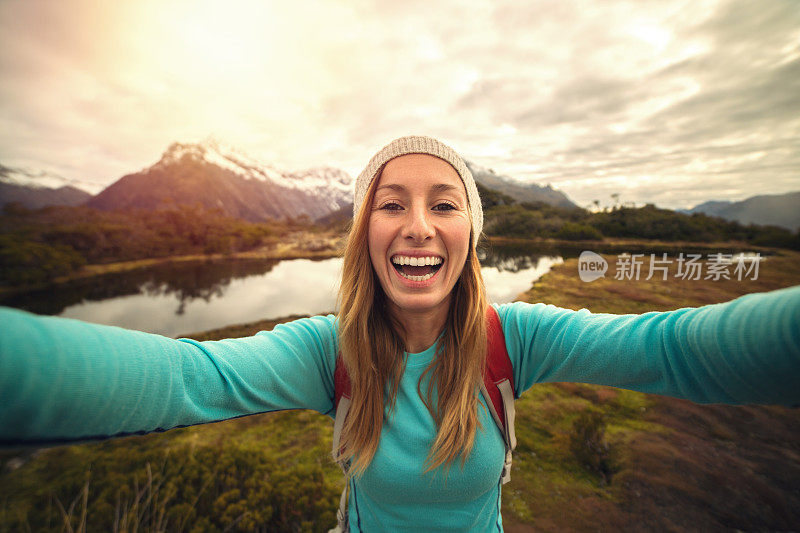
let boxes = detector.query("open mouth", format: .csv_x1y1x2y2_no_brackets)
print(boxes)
391,255,444,282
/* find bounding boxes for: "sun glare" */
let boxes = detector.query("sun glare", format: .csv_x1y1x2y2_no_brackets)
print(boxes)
145,0,280,81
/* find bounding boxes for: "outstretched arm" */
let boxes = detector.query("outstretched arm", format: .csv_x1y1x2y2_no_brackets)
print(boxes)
0,307,338,447
497,285,800,405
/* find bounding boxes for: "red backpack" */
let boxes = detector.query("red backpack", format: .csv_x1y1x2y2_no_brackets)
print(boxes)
329,306,517,532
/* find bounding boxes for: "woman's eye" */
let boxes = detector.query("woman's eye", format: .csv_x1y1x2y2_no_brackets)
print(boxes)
433,202,456,211
380,202,402,211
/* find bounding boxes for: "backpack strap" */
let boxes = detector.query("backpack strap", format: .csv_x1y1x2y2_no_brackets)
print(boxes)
481,305,517,483
332,351,352,465
333,352,352,406
331,356,352,532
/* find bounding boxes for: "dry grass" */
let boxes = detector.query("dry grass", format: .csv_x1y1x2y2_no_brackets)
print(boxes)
503,247,800,532
520,248,800,313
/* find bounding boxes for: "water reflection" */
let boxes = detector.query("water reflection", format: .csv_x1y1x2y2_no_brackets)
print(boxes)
1,259,281,316
56,258,343,336
482,254,564,303
1,245,566,336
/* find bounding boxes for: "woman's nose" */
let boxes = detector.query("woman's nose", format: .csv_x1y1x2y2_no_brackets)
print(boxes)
403,206,435,241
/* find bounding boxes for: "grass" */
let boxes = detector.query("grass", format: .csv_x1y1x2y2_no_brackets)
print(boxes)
0,409,343,532
502,247,800,532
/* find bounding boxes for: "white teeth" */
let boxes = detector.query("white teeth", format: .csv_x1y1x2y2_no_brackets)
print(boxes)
399,271,436,282
391,255,443,266
389,255,443,282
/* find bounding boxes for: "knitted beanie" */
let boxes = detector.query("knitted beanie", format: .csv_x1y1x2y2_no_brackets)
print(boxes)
353,135,483,246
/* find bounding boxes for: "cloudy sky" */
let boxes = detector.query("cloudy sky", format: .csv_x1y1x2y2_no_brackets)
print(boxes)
1,0,798,209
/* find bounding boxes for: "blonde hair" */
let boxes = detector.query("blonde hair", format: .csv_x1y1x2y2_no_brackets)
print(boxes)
336,172,488,478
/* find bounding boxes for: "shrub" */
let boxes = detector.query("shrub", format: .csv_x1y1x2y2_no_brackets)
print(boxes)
555,222,603,241
0,434,340,532
568,410,616,484
0,205,288,287
0,234,86,285
484,205,545,237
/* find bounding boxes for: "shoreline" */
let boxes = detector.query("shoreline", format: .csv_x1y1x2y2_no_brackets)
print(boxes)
0,233,784,297
485,235,778,252
0,232,346,296
176,244,800,342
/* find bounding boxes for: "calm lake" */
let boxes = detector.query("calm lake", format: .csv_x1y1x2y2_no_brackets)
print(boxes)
3,242,764,337
2,244,585,337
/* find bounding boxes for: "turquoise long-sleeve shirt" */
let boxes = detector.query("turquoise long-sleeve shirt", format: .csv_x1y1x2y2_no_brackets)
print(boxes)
1,285,799,531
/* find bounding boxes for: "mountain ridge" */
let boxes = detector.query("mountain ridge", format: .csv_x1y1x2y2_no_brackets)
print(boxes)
681,191,800,231
3,142,599,218
465,160,577,209
0,164,95,209
86,140,354,222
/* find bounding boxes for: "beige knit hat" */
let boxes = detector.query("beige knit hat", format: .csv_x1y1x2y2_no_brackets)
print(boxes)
353,135,483,246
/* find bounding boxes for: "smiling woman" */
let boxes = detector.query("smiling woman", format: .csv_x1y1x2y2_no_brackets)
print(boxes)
335,140,493,528
368,154,472,331
1,136,799,532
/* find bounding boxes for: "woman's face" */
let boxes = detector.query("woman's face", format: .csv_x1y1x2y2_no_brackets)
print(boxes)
367,153,471,317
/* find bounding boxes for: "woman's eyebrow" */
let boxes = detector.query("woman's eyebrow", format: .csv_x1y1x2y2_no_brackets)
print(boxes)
375,183,464,197
430,183,461,194
376,183,406,193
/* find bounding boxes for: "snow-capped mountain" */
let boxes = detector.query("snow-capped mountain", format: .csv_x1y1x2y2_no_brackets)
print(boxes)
0,164,103,194
0,164,99,209
465,160,577,209
87,140,354,222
